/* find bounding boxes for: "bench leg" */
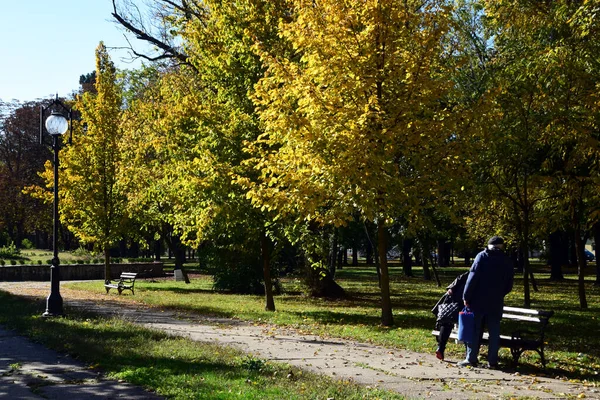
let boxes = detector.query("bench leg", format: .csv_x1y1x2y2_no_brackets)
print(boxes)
510,348,523,367
510,347,547,368
105,287,110,294
118,287,123,295
536,348,546,368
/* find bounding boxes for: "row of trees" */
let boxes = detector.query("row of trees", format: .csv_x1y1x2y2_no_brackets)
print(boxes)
2,0,600,326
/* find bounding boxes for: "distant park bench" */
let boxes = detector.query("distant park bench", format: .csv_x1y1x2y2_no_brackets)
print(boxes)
432,306,554,367
104,272,138,295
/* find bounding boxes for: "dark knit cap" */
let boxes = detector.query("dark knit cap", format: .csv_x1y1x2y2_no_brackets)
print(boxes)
488,236,504,245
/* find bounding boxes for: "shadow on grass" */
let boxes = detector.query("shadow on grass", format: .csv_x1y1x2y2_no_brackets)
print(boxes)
0,291,289,397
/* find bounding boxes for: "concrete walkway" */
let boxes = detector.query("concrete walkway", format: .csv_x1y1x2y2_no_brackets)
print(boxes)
0,281,598,399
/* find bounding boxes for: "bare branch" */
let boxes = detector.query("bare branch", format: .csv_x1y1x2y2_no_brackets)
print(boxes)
111,0,198,72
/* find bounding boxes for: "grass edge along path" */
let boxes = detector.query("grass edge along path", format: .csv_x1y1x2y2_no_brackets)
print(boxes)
0,290,405,400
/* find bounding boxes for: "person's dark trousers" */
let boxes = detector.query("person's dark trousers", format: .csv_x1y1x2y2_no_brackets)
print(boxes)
437,323,453,353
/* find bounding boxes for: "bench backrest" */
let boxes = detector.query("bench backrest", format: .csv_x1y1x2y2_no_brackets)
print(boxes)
502,306,554,332
120,272,138,281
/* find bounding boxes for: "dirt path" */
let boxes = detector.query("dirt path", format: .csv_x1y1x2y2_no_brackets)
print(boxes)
0,281,598,399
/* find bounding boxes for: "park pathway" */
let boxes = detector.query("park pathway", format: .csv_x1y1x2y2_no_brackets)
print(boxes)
0,281,598,399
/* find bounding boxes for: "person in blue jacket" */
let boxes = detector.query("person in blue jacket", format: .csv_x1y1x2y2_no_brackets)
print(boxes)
458,236,514,368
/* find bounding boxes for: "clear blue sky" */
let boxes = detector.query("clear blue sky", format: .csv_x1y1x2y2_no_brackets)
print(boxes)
0,0,144,103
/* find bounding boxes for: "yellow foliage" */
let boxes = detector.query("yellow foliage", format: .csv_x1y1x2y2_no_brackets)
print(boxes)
247,0,464,228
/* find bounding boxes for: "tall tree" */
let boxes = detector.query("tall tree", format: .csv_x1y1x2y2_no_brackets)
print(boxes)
247,0,463,326
484,0,600,309
59,42,128,281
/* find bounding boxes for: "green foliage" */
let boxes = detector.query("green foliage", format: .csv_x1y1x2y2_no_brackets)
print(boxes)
20,239,34,250
71,247,95,258
203,243,265,294
0,242,20,259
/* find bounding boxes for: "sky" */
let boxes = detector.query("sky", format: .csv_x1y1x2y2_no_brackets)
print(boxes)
0,0,145,103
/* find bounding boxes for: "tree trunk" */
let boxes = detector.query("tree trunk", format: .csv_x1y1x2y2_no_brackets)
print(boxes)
402,238,413,276
154,239,162,261
352,246,358,265
421,242,431,281
437,240,451,267
261,232,276,311
373,240,382,289
364,223,380,283
570,194,588,308
377,221,394,326
304,259,345,298
104,247,111,282
514,247,524,274
329,230,338,277
166,231,190,284
366,241,374,265
593,222,600,286
520,241,531,308
413,247,422,267
548,230,565,281
429,252,441,287
569,233,578,267
574,230,588,309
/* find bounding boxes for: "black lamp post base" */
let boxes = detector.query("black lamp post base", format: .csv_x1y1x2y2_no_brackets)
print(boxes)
43,295,63,317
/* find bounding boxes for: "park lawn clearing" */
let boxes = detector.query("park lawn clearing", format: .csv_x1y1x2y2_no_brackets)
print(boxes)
0,290,404,400
66,264,600,383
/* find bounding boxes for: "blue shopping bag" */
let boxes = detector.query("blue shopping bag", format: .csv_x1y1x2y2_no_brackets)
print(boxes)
457,307,475,343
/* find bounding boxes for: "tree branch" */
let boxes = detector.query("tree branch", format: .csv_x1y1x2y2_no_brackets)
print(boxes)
111,0,197,72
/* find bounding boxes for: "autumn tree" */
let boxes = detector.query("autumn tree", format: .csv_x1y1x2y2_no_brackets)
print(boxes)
247,0,464,325
481,0,600,309
119,66,195,282
114,1,297,310
0,100,50,247
59,42,128,281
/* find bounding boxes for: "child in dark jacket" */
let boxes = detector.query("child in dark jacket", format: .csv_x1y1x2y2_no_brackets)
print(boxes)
431,272,469,360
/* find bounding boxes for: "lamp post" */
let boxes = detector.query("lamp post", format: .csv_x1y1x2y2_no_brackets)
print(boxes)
40,95,72,317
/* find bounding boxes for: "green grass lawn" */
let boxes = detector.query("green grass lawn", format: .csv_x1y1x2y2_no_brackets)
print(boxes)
65,263,600,382
3,249,149,265
2,248,97,264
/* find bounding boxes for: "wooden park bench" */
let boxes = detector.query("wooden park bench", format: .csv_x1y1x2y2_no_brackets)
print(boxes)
104,272,138,295
432,306,554,367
